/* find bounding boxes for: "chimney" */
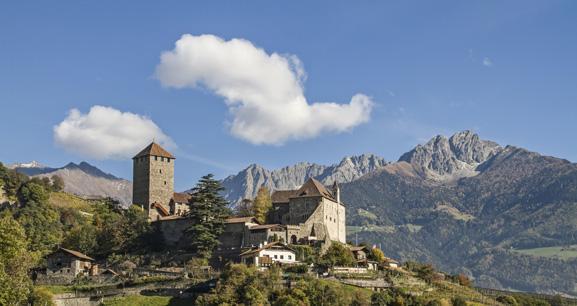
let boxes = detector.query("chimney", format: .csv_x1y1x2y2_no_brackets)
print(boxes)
333,181,340,204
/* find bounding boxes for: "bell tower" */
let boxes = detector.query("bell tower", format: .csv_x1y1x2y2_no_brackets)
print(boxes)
132,142,175,219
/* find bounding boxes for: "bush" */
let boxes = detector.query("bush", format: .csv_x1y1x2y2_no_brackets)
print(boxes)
451,296,467,306
497,295,519,306
29,287,55,306
371,291,393,305
320,242,355,267
283,264,309,274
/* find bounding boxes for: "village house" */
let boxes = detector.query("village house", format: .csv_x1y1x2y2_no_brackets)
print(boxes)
45,247,97,277
240,242,297,269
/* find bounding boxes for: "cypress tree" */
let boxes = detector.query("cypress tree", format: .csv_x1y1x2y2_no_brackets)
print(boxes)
185,174,230,259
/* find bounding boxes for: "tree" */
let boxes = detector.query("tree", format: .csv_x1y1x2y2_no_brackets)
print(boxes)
185,174,230,259
0,215,37,305
320,242,355,267
63,223,98,255
17,181,49,205
0,164,27,199
371,291,393,306
253,186,272,224
451,297,467,306
368,247,385,263
16,201,63,254
234,199,254,217
51,175,65,192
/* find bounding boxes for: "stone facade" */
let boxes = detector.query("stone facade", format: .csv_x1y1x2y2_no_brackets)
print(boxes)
132,143,191,221
269,179,347,244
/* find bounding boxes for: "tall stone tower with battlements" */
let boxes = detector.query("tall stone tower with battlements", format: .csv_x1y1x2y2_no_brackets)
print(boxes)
132,142,175,220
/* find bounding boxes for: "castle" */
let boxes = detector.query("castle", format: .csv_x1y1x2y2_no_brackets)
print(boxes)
132,142,346,259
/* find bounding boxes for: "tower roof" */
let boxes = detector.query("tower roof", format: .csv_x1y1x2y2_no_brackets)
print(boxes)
296,178,336,200
133,142,175,159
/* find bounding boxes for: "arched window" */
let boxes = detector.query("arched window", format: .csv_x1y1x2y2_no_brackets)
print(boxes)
290,235,298,244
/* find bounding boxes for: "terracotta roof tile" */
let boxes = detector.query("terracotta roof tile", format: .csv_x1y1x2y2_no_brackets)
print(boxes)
133,142,175,159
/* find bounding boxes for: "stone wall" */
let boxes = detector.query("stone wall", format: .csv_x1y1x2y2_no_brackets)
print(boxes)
157,218,190,246
132,156,150,207
133,155,174,219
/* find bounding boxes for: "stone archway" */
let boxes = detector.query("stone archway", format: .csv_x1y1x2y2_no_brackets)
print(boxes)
290,235,298,244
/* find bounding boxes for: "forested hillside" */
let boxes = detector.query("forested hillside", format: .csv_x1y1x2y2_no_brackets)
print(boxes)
342,145,577,295
0,162,158,305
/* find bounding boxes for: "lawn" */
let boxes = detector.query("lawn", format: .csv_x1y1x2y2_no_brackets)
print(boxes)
101,295,194,306
514,245,577,260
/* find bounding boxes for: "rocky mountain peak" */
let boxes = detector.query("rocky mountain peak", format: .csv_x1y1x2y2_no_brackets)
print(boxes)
399,131,502,181
220,153,388,206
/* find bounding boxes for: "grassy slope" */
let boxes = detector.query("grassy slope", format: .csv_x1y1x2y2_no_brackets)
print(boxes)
48,192,95,212
514,245,577,260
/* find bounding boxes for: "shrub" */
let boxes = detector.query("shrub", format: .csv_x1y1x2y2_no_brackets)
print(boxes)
497,295,519,306
29,287,55,306
371,291,393,306
451,296,467,306
283,264,309,274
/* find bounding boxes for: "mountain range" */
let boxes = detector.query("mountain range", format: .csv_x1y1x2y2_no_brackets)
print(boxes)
219,130,577,296
9,161,132,206
9,130,577,295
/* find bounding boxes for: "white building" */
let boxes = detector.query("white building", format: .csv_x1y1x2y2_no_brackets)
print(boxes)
240,242,297,269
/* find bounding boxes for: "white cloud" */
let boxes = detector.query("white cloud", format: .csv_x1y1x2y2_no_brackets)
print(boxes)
483,57,493,67
54,105,175,159
155,34,374,145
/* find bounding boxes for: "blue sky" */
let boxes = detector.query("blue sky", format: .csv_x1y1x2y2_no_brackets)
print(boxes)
1,1,576,191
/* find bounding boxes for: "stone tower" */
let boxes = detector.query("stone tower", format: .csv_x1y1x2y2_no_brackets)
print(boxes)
132,142,175,220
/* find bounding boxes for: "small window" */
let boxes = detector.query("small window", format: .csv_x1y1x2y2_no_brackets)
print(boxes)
288,255,292,260
280,255,284,259
159,169,162,174
274,255,278,259
167,159,171,163
155,156,158,161
164,181,167,185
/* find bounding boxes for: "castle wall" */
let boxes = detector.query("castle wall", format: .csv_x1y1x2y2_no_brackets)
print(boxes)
319,197,346,243
288,197,320,225
157,218,189,246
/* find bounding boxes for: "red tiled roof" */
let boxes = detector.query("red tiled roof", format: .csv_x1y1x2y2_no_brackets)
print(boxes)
58,247,94,261
172,192,191,204
133,142,175,159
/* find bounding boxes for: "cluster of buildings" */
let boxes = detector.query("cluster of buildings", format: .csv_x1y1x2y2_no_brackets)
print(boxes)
37,142,397,284
132,142,347,265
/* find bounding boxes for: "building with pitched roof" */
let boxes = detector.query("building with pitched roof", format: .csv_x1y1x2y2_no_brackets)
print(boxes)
132,142,190,220
267,178,346,244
